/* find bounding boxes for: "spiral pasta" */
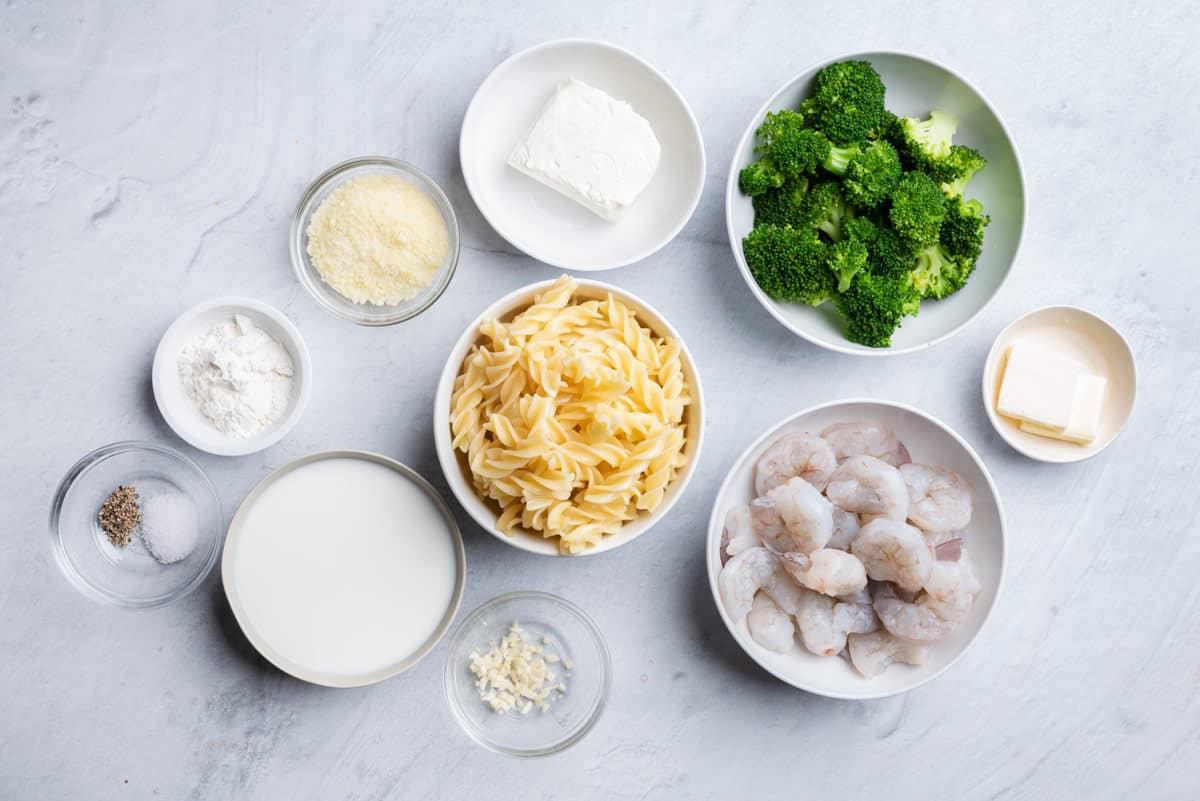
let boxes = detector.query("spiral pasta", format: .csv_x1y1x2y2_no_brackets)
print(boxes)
450,276,690,553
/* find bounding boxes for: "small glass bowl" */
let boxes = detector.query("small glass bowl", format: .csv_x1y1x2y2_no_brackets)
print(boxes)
444,591,611,757
49,441,223,608
290,156,460,326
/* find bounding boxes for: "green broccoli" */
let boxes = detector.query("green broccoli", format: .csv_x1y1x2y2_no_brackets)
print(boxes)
842,215,879,247
889,171,945,249
806,60,888,146
940,145,987,197
753,110,831,178
743,224,833,306
752,176,809,227
866,227,917,279
940,196,990,262
909,243,971,299
804,181,851,241
827,238,868,292
822,143,861,178
738,162,785,196
890,110,966,182
835,271,921,348
844,140,902,207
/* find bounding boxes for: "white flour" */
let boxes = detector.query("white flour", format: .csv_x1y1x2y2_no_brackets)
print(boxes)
178,314,294,438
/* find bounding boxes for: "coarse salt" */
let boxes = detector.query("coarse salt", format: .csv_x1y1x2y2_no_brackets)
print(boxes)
138,492,199,564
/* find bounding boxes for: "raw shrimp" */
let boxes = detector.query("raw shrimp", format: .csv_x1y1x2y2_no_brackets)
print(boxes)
872,583,956,641
766,478,833,554
847,631,927,678
900,463,973,532
795,589,878,656
754,432,838,495
821,421,911,467
718,547,779,622
780,549,868,597
931,536,964,562
922,529,963,551
921,548,982,623
850,518,934,592
825,456,908,522
827,507,861,550
720,506,760,564
749,496,791,553
747,593,796,653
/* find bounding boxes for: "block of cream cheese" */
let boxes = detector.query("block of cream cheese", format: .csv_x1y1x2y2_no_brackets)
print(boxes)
1019,373,1108,444
508,79,661,222
996,341,1089,430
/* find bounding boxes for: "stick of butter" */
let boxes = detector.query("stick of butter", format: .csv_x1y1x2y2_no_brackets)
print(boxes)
996,341,1089,430
1019,374,1107,444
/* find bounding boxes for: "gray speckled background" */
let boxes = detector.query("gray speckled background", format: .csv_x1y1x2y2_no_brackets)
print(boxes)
2,1,1197,798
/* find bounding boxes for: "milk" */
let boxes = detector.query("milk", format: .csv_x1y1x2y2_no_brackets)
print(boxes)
233,457,458,679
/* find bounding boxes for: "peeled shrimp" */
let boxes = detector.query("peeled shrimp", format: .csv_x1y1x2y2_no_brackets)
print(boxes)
718,547,779,622
900,463,973,532
872,582,956,641
780,549,868,597
825,455,908,522
821,421,911,467
720,506,761,564
747,593,796,653
850,518,933,592
795,589,879,656
921,548,982,623
847,630,927,678
766,478,833,554
754,432,838,495
827,507,862,551
748,496,791,553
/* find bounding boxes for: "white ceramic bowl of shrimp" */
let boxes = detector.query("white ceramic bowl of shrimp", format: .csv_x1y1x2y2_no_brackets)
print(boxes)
434,278,704,556
706,399,1006,699
726,51,1026,355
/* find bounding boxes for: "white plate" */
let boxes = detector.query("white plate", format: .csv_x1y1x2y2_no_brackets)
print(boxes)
983,306,1137,463
706,399,1007,699
152,296,312,456
726,51,1027,355
460,39,705,271
434,278,704,556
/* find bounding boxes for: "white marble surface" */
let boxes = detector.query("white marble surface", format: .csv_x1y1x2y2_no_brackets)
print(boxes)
2,1,1197,798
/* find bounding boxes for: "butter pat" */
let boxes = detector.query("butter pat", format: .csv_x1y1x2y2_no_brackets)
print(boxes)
996,342,1088,430
1019,374,1107,444
508,79,661,222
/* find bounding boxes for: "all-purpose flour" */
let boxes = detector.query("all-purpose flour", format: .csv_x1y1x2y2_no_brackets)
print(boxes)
178,314,294,438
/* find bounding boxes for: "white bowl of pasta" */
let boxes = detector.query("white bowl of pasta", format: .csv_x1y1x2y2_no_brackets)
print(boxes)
434,276,704,556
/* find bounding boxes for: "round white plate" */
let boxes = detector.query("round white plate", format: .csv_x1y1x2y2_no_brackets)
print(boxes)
706,399,1007,699
461,39,705,271
726,51,1026,355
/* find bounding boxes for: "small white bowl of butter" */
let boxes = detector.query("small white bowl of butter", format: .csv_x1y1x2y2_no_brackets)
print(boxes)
983,306,1136,463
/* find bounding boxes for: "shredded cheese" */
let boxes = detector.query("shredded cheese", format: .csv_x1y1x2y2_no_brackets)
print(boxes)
468,622,567,715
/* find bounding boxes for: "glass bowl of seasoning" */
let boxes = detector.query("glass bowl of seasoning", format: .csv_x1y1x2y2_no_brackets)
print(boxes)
291,156,460,326
443,591,611,757
49,441,222,607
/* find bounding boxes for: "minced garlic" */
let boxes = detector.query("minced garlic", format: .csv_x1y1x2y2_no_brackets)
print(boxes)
305,173,448,305
469,622,567,715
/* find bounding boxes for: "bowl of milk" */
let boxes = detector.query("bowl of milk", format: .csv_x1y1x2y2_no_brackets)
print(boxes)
221,451,466,687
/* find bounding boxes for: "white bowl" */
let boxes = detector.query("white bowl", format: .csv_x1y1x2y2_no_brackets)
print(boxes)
460,38,705,271
152,296,312,456
983,306,1137,463
434,279,704,556
726,51,1027,355
706,399,1007,699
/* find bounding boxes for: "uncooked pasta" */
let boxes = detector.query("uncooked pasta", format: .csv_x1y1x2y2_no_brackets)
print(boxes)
449,275,690,553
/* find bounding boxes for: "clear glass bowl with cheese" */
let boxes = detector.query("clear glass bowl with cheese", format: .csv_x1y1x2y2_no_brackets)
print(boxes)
443,591,611,757
291,157,460,326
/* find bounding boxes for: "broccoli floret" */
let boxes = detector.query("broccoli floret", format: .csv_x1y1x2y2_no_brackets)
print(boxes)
754,110,831,178
866,227,917,279
822,143,861,178
835,271,921,348
889,171,945,249
891,110,965,182
743,224,834,306
910,243,971,300
940,196,990,262
738,162,785,196
804,181,852,241
940,145,988,197
828,238,868,292
844,140,903,207
752,176,809,227
842,215,879,247
807,60,888,146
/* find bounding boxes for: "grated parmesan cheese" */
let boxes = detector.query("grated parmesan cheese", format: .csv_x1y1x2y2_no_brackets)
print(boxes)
468,622,567,715
305,173,448,305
